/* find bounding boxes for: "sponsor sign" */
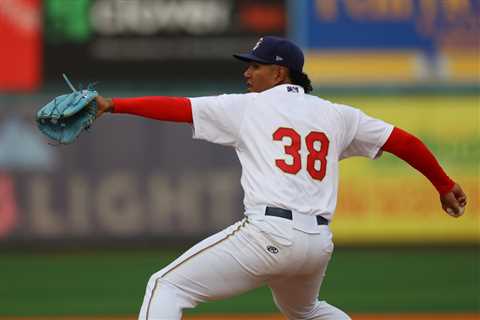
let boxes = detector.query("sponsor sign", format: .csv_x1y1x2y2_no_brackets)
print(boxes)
332,97,479,244
290,0,480,84
295,0,479,51
43,0,286,81
0,0,42,91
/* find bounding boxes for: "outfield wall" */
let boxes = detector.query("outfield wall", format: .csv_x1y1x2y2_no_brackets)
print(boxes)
0,93,477,246
0,0,478,246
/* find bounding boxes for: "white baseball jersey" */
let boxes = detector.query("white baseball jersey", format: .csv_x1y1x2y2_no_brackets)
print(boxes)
190,84,393,222
141,83,387,319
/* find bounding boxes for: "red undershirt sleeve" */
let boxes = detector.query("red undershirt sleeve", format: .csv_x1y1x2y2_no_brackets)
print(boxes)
111,96,193,123
381,127,455,195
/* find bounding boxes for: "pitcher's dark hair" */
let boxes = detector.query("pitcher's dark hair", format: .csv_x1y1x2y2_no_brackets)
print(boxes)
290,70,313,93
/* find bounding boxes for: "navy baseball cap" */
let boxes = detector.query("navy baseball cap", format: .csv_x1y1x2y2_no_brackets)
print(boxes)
233,36,304,73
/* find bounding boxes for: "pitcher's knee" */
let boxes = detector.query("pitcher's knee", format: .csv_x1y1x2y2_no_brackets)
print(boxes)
310,300,351,320
139,278,197,320
316,310,351,320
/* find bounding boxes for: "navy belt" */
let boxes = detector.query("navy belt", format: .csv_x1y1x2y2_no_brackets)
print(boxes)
265,207,329,225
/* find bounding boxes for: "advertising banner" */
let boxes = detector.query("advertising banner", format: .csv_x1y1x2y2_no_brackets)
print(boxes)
0,93,477,246
331,97,479,244
43,0,286,81
289,0,480,84
0,0,42,91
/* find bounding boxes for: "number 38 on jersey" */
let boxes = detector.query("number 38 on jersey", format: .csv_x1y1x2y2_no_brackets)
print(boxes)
273,127,330,181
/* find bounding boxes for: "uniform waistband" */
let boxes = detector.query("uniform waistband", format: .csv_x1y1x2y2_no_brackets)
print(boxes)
265,207,329,225
244,205,330,234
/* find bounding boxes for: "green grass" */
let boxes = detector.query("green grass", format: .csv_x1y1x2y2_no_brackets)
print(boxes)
1,248,479,316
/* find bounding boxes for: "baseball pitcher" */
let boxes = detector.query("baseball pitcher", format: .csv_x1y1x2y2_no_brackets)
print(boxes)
93,36,467,320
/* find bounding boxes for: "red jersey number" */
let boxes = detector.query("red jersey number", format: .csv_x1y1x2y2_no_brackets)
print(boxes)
306,131,329,180
272,128,301,174
273,128,330,181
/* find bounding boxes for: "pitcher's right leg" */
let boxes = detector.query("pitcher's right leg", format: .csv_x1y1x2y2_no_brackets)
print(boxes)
138,219,269,320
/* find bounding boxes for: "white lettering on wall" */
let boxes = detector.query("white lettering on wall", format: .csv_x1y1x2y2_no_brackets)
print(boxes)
96,172,144,235
29,176,64,236
175,173,205,234
91,0,232,36
207,170,240,229
68,174,91,235
148,173,176,232
23,169,240,238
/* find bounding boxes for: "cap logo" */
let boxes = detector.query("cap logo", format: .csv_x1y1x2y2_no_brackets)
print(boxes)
275,55,284,61
252,37,263,51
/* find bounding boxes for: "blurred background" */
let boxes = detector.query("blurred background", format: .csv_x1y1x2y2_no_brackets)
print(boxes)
0,0,479,317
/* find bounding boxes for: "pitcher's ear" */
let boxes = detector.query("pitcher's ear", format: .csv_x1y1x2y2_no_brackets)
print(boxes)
276,65,291,83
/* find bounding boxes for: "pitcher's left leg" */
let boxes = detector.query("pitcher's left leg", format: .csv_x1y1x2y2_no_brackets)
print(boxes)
268,228,350,320
269,272,350,320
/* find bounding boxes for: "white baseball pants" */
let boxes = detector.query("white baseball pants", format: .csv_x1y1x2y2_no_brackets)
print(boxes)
138,215,350,320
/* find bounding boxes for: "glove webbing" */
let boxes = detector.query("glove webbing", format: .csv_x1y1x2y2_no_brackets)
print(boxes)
47,74,98,146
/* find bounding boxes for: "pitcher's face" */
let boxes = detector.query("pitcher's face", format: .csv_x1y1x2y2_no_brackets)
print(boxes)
243,62,287,93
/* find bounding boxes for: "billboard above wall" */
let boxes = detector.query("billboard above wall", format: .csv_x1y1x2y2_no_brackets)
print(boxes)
43,0,286,81
289,0,480,85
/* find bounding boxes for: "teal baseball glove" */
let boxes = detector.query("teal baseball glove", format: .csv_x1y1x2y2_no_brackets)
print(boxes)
36,74,98,144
